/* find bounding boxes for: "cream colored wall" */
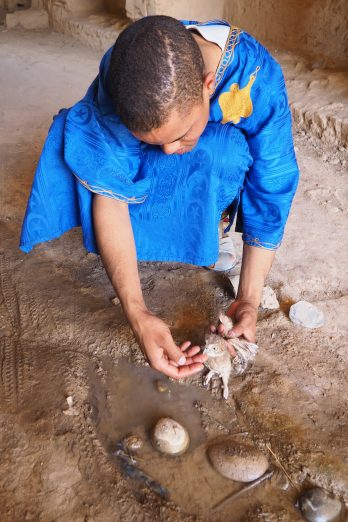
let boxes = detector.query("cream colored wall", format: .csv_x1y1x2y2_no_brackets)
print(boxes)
104,0,126,17
40,0,348,69
224,0,348,69
126,0,225,22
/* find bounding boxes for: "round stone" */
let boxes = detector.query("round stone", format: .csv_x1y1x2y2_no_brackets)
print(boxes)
289,301,325,328
155,380,169,393
208,441,269,482
299,487,342,522
123,434,143,452
152,418,190,456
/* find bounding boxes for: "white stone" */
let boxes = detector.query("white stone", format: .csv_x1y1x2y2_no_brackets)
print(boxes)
289,300,325,328
208,441,269,482
63,395,79,416
152,418,189,456
260,286,280,310
299,487,342,522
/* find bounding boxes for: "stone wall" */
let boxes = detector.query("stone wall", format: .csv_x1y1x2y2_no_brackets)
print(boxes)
223,0,348,70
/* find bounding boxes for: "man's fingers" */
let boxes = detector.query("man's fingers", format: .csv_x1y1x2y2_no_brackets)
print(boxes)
217,323,225,335
228,323,245,339
228,323,256,343
180,341,192,352
177,362,205,377
185,345,201,357
157,360,205,379
210,325,216,333
163,336,187,366
181,353,207,365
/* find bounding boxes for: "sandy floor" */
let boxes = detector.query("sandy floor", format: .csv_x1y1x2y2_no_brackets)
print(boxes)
0,28,347,522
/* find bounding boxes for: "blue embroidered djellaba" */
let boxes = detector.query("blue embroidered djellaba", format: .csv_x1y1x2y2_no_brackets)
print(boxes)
20,19,299,265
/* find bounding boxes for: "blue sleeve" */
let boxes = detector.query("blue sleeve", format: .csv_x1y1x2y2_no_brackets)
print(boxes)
234,37,300,249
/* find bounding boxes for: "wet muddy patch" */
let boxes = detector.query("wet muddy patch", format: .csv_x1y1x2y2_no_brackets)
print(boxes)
85,359,327,520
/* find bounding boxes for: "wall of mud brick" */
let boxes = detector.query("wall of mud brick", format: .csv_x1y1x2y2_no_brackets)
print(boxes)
223,0,348,70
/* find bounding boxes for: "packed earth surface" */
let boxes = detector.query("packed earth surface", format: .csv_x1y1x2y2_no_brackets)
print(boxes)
0,28,347,522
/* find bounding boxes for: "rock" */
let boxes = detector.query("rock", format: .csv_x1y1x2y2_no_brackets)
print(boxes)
155,380,169,393
228,274,240,296
123,434,143,452
208,440,269,482
299,487,342,522
289,300,325,328
152,418,190,456
260,286,280,310
63,395,79,416
6,9,49,30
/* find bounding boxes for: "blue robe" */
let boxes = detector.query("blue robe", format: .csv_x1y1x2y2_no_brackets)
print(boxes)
20,19,299,265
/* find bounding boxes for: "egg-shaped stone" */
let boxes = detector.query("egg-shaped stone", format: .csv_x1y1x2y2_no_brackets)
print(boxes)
208,441,269,482
152,417,190,456
299,487,342,522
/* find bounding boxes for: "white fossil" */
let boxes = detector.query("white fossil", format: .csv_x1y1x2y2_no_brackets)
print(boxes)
203,314,258,400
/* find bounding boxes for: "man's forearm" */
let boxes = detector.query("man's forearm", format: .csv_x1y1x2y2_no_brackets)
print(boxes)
92,194,147,323
237,244,275,307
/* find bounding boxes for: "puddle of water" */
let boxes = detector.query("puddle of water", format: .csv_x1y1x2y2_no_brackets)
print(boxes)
87,359,302,519
89,359,340,522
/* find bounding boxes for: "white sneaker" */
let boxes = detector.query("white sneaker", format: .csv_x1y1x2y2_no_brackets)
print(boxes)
213,235,237,271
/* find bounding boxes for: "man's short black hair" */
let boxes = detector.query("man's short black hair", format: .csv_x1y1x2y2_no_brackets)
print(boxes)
108,15,204,133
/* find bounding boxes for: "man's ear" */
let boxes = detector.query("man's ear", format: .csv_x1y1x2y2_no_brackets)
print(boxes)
203,71,216,96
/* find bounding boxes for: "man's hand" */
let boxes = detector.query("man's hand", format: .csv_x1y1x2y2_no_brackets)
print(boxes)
130,309,207,379
210,243,276,349
210,299,257,345
225,299,258,342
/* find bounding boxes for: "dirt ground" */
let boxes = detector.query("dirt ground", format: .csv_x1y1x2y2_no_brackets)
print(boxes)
0,28,347,522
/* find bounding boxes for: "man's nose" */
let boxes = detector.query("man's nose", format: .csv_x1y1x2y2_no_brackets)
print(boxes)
161,142,180,155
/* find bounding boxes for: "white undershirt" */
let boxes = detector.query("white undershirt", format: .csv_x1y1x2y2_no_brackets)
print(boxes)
186,23,230,51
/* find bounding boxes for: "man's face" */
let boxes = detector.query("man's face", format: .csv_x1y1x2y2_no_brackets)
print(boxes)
132,83,211,155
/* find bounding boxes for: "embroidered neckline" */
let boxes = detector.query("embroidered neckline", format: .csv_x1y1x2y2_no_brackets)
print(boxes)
185,19,242,97
212,24,243,96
